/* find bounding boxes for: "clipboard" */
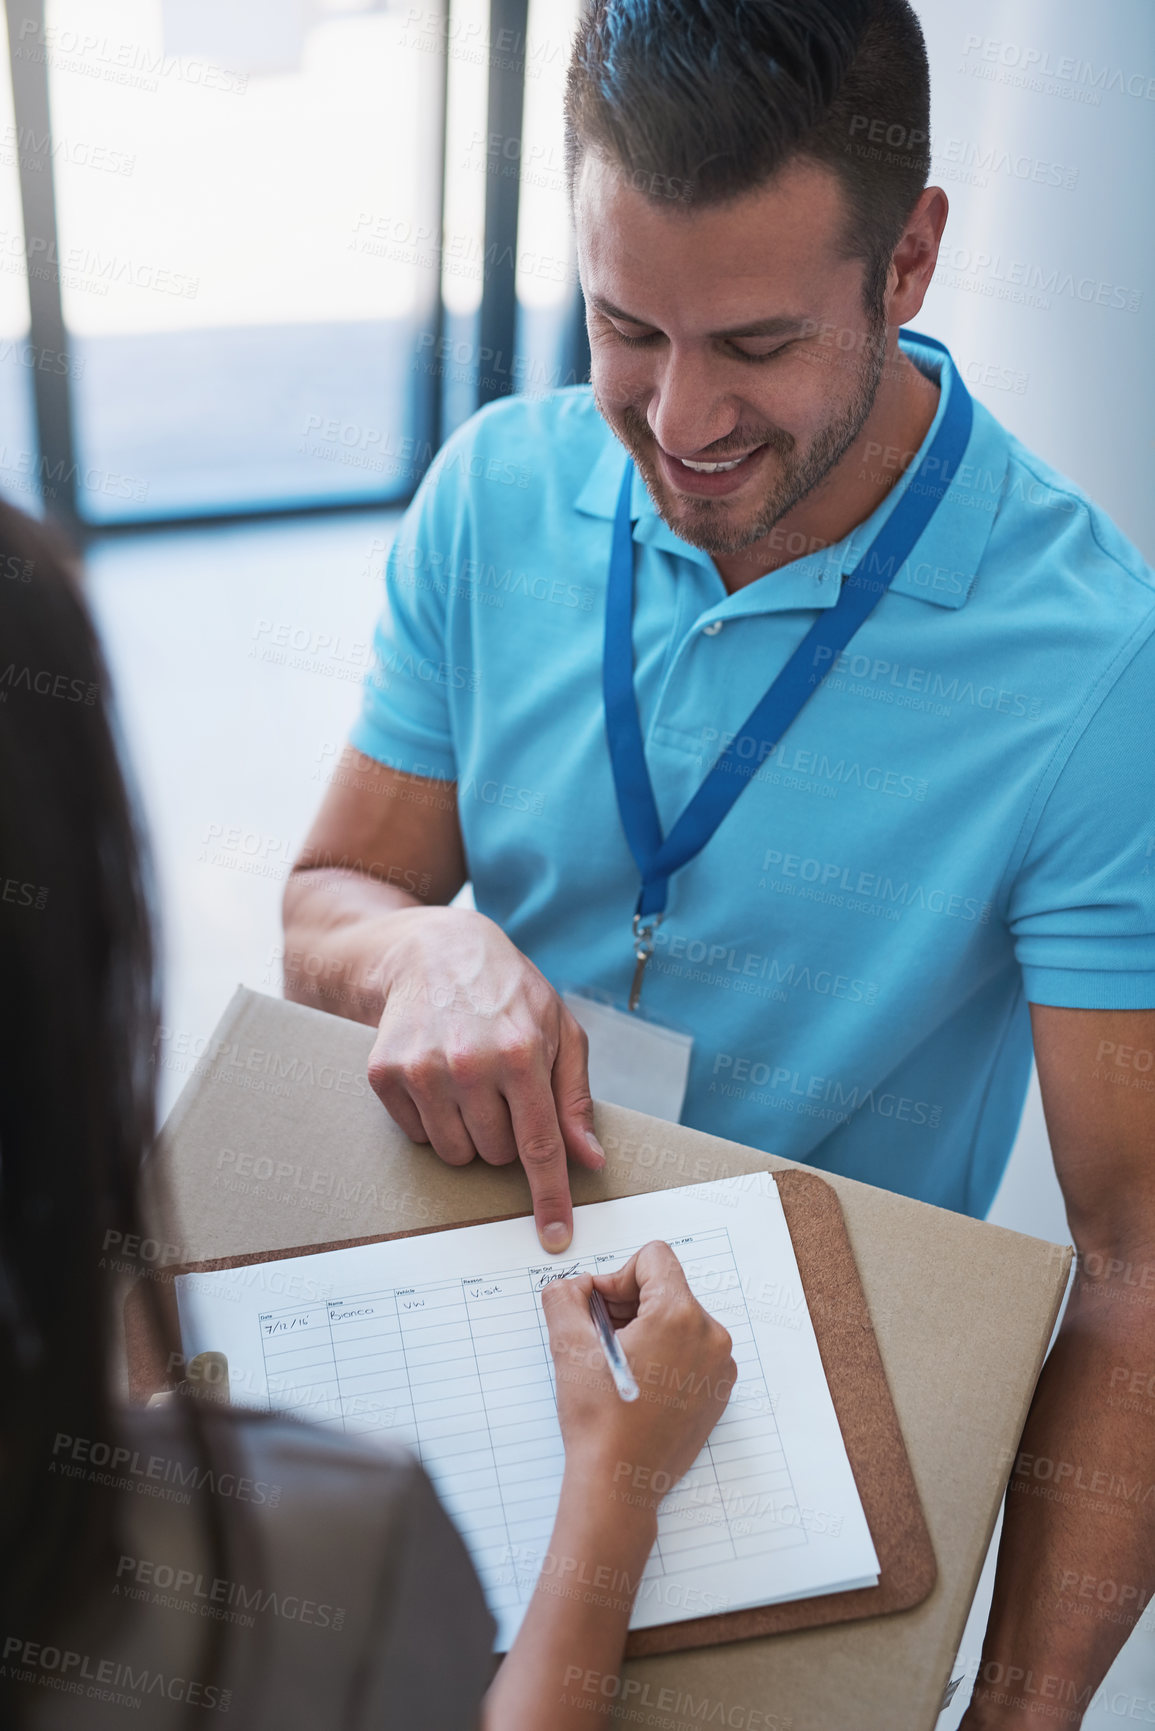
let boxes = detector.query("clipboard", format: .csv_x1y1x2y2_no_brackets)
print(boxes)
124,1166,936,1655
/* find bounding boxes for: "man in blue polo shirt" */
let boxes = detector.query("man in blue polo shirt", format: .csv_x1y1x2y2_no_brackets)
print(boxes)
285,0,1155,1719
314,323,1152,1227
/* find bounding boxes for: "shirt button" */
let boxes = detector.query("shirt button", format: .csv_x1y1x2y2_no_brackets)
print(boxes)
702,620,724,636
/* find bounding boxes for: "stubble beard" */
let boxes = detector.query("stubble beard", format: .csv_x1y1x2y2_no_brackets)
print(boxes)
594,312,890,558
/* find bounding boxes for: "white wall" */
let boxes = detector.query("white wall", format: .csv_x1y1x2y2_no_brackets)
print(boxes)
916,0,1154,555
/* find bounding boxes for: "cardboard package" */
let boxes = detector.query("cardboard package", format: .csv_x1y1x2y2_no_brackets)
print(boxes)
144,987,1071,1731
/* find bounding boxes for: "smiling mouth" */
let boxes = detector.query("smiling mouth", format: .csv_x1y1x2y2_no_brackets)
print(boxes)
671,446,765,473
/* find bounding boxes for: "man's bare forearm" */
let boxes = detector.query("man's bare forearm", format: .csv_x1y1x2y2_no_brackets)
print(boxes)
963,1250,1155,1728
282,866,425,1026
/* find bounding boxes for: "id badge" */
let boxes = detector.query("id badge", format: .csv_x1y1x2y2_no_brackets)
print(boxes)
562,989,693,1124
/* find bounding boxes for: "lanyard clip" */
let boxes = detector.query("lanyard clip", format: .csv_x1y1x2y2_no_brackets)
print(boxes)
628,911,663,1013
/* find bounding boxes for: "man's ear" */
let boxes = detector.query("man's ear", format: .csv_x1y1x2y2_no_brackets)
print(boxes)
887,185,949,325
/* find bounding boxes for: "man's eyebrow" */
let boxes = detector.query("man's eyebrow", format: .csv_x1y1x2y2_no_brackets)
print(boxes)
588,294,810,341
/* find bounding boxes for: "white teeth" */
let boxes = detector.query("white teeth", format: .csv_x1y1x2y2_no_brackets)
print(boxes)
679,454,750,473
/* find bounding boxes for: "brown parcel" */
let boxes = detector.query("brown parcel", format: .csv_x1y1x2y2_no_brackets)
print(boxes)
139,987,1071,1731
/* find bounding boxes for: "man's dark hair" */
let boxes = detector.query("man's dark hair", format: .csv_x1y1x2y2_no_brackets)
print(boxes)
565,0,931,312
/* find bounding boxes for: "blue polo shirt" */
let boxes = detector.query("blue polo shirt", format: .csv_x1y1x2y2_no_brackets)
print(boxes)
350,330,1155,1218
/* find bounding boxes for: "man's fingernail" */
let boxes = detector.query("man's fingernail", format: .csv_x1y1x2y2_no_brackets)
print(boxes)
542,1221,571,1252
586,1131,606,1166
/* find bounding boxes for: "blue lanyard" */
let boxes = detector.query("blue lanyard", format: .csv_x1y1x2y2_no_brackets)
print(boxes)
603,334,974,1002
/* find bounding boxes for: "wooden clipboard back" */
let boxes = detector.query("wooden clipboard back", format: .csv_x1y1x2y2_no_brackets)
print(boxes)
124,1168,935,1653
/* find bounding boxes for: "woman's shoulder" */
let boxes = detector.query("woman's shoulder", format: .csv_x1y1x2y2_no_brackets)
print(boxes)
21,1403,494,1730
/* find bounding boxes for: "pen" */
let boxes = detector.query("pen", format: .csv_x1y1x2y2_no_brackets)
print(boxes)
588,1286,639,1402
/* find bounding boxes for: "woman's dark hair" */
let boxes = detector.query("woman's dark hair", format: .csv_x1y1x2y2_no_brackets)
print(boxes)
0,502,232,1702
565,0,932,312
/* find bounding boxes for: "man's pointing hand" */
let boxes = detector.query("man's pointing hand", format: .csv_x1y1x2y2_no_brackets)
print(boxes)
366,905,606,1250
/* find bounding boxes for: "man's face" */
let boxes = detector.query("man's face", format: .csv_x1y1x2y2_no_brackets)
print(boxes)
575,154,891,558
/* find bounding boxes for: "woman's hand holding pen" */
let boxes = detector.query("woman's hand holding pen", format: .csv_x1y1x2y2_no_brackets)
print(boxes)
541,1239,736,1510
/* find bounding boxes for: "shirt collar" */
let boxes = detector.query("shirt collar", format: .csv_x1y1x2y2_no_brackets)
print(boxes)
573,330,1009,613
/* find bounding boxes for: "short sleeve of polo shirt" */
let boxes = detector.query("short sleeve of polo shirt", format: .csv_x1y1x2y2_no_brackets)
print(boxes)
1008,621,1155,1008
347,447,463,783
